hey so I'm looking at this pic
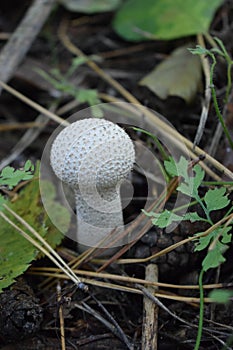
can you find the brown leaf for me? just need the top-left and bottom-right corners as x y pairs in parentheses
(139, 45), (202, 103)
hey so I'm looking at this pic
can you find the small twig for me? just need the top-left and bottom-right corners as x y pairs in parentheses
(207, 335), (232, 350)
(75, 302), (133, 350)
(0, 80), (69, 126)
(30, 269), (215, 304)
(57, 282), (66, 350)
(30, 266), (233, 291)
(58, 19), (140, 106)
(90, 293), (133, 350)
(0, 121), (46, 131)
(141, 264), (159, 350)
(0, 0), (56, 92)
(136, 283), (198, 329)
(0, 103), (57, 170)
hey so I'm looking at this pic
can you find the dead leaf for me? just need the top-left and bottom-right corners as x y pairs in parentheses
(139, 45), (202, 103)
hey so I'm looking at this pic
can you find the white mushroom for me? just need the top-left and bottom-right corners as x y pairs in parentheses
(50, 118), (135, 251)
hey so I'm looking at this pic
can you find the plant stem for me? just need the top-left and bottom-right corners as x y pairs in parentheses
(202, 181), (233, 185)
(196, 193), (213, 224)
(132, 127), (169, 161)
(209, 54), (233, 150)
(213, 37), (233, 103)
(194, 268), (205, 350)
(225, 60), (233, 103)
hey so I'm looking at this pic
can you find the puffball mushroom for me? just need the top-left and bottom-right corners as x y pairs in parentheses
(50, 118), (135, 251)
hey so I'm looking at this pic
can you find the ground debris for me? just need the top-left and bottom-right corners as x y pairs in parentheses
(0, 278), (43, 344)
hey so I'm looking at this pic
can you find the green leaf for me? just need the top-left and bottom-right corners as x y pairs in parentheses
(0, 163), (66, 292)
(24, 160), (34, 172)
(221, 226), (232, 244)
(164, 156), (189, 179)
(164, 156), (202, 197)
(192, 165), (205, 193)
(150, 209), (183, 228)
(188, 46), (210, 56)
(209, 289), (233, 303)
(177, 163), (204, 198)
(194, 232), (214, 252)
(177, 182), (194, 197)
(195, 226), (232, 252)
(183, 212), (206, 222)
(142, 209), (157, 217)
(71, 56), (89, 67)
(0, 236), (38, 291)
(204, 187), (230, 212)
(59, 0), (121, 13)
(0, 162), (34, 190)
(76, 89), (100, 105)
(202, 241), (227, 271)
(164, 157), (205, 197)
(139, 45), (202, 103)
(164, 156), (179, 177)
(113, 0), (224, 41)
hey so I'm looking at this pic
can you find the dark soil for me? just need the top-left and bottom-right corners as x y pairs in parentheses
(0, 1), (233, 349)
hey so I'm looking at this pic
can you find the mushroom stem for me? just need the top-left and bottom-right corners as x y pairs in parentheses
(74, 186), (125, 250)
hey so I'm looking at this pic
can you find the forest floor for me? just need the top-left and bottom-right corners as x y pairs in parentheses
(0, 1), (233, 349)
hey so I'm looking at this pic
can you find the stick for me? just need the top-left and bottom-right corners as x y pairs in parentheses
(0, 0), (56, 92)
(57, 282), (66, 350)
(142, 264), (159, 350)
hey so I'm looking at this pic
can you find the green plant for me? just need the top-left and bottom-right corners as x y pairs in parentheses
(144, 156), (232, 349)
(189, 37), (233, 150)
(0, 160), (34, 208)
(0, 160), (34, 189)
(209, 289), (233, 303)
(37, 56), (103, 117)
(145, 156), (232, 267)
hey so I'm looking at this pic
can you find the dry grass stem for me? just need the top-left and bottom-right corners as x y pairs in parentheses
(0, 80), (69, 126)
(57, 282), (66, 350)
(30, 266), (231, 290)
(29, 269), (214, 304)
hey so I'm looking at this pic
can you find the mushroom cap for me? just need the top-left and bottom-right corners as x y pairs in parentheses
(50, 118), (135, 189)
